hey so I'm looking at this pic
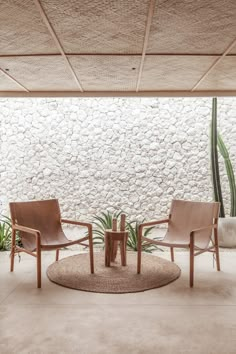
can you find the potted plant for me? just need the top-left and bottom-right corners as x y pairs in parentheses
(210, 97), (236, 247)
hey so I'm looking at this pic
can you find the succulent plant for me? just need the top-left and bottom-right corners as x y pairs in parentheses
(217, 132), (236, 217)
(210, 97), (225, 217)
(210, 97), (236, 217)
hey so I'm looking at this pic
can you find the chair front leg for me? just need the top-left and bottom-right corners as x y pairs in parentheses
(36, 236), (42, 288)
(170, 247), (174, 262)
(88, 226), (94, 274)
(137, 225), (142, 274)
(105, 233), (110, 267)
(55, 249), (60, 261)
(189, 233), (194, 288)
(214, 227), (220, 271)
(10, 229), (16, 272)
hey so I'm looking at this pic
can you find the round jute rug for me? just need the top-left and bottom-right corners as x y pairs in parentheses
(47, 252), (181, 293)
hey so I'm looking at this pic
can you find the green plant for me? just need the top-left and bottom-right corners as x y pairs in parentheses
(92, 210), (123, 246)
(210, 97), (236, 217)
(210, 97), (225, 217)
(126, 220), (161, 253)
(217, 132), (236, 216)
(92, 211), (162, 253)
(0, 215), (12, 251)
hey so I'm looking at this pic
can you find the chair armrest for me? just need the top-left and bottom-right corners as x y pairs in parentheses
(13, 224), (41, 238)
(190, 224), (216, 238)
(139, 218), (169, 230)
(61, 219), (92, 230)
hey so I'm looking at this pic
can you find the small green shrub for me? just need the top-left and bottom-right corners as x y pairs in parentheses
(92, 211), (162, 253)
(0, 215), (12, 251)
(126, 220), (160, 253)
(92, 210), (123, 246)
(0, 215), (22, 251)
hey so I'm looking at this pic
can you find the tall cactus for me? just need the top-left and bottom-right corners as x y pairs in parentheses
(217, 133), (236, 217)
(210, 97), (225, 217)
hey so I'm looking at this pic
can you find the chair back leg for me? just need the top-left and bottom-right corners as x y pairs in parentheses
(10, 229), (16, 272)
(137, 230), (142, 274)
(189, 238), (194, 288)
(36, 239), (42, 288)
(214, 228), (221, 271)
(89, 229), (94, 274)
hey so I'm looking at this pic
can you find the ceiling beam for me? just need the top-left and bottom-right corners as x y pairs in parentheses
(0, 69), (29, 92)
(135, 0), (156, 92)
(191, 37), (236, 91)
(2, 53), (236, 58)
(1, 90), (236, 98)
(33, 0), (83, 92)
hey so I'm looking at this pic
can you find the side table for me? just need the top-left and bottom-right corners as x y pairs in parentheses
(105, 214), (128, 267)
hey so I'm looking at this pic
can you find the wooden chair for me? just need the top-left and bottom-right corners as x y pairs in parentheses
(9, 199), (94, 288)
(137, 199), (220, 287)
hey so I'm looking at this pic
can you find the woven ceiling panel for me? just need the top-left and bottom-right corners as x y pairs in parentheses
(140, 56), (216, 91)
(197, 57), (236, 91)
(0, 57), (78, 91)
(69, 56), (140, 91)
(0, 0), (58, 55)
(148, 0), (236, 54)
(229, 47), (236, 55)
(0, 71), (24, 91)
(41, 0), (149, 53)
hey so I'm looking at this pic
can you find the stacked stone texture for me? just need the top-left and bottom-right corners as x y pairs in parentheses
(0, 97), (236, 221)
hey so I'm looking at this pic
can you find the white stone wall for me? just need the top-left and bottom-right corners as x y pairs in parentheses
(1, 97), (236, 221)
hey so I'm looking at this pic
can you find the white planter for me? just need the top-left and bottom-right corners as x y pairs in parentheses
(218, 217), (236, 248)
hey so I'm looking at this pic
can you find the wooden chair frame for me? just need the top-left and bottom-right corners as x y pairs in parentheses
(10, 218), (94, 288)
(137, 216), (220, 287)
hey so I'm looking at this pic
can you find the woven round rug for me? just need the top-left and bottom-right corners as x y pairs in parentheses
(47, 252), (181, 293)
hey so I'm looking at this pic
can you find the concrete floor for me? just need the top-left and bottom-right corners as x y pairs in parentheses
(0, 249), (236, 354)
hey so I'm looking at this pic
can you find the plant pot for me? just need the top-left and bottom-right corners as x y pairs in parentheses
(218, 217), (236, 248)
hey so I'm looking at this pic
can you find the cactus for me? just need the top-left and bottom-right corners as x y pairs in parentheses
(217, 132), (236, 217)
(210, 97), (225, 217)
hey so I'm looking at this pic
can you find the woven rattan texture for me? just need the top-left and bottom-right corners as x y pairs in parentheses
(41, 0), (149, 54)
(0, 0), (236, 93)
(69, 55), (140, 91)
(0, 0), (58, 55)
(0, 56), (78, 91)
(0, 71), (23, 91)
(147, 0), (236, 54)
(47, 252), (181, 293)
(140, 56), (216, 91)
(197, 57), (236, 91)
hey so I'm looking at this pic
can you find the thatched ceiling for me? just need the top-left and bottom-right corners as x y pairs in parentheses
(0, 0), (236, 97)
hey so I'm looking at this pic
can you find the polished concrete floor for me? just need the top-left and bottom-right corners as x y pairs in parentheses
(0, 249), (236, 354)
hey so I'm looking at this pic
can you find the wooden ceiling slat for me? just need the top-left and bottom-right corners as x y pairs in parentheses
(1, 91), (236, 98)
(136, 0), (156, 92)
(2, 53), (236, 58)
